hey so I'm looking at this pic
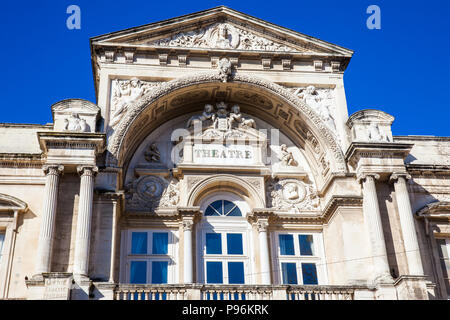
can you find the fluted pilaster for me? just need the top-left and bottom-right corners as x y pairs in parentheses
(359, 173), (393, 283)
(73, 166), (98, 277)
(35, 165), (64, 274)
(390, 173), (424, 276)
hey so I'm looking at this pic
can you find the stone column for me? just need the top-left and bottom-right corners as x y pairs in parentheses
(35, 165), (64, 275)
(257, 219), (271, 285)
(73, 166), (98, 277)
(182, 218), (194, 284)
(359, 173), (393, 283)
(390, 173), (424, 276)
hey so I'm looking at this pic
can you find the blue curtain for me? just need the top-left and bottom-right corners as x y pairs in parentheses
(227, 234), (243, 255)
(206, 233), (222, 254)
(130, 261), (147, 284)
(152, 233), (168, 254)
(299, 235), (314, 256)
(152, 261), (168, 284)
(302, 263), (318, 285)
(228, 262), (245, 284)
(206, 261), (223, 284)
(131, 232), (147, 254)
(279, 235), (295, 255)
(281, 263), (298, 284)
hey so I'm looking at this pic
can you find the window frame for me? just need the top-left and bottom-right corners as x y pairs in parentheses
(197, 192), (254, 285)
(122, 229), (178, 284)
(436, 237), (450, 297)
(272, 231), (327, 285)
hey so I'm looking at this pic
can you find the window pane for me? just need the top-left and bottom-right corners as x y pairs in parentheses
(302, 263), (318, 285)
(131, 232), (147, 254)
(281, 263), (298, 284)
(206, 233), (222, 254)
(152, 261), (168, 284)
(299, 235), (314, 256)
(130, 261), (147, 284)
(205, 206), (219, 216)
(228, 262), (245, 284)
(211, 201), (223, 215)
(223, 200), (235, 215)
(227, 206), (242, 216)
(279, 235), (295, 255)
(206, 261), (223, 284)
(152, 233), (168, 254)
(227, 234), (243, 255)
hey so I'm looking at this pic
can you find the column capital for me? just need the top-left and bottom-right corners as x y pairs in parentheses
(43, 165), (64, 176)
(256, 219), (269, 232)
(357, 172), (380, 184)
(77, 165), (99, 177)
(389, 172), (412, 184)
(181, 219), (194, 231)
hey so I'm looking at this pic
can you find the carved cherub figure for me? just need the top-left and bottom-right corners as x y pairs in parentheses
(144, 143), (161, 163)
(229, 105), (256, 129)
(218, 58), (232, 82)
(279, 144), (298, 167)
(187, 104), (216, 128)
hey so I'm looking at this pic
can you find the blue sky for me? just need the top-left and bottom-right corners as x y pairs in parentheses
(0, 0), (449, 136)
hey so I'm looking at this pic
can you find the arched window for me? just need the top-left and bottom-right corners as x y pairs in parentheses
(197, 194), (253, 286)
(204, 200), (242, 217)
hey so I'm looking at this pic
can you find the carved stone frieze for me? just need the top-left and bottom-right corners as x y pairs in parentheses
(286, 86), (338, 139)
(110, 78), (163, 127)
(148, 22), (297, 52)
(266, 178), (320, 213)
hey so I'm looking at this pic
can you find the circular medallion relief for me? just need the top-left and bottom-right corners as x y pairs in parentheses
(136, 176), (165, 200)
(280, 180), (306, 203)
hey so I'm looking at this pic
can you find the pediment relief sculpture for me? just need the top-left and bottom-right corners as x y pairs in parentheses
(110, 78), (162, 127)
(63, 113), (89, 132)
(266, 178), (320, 213)
(125, 175), (180, 211)
(148, 22), (298, 52)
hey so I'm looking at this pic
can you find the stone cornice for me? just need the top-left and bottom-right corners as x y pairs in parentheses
(0, 193), (28, 213)
(406, 164), (450, 175)
(321, 196), (363, 223)
(345, 142), (413, 168)
(0, 153), (44, 168)
(37, 132), (106, 154)
(416, 201), (450, 220)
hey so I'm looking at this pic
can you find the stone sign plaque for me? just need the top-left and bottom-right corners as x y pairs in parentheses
(193, 144), (254, 166)
(43, 276), (72, 300)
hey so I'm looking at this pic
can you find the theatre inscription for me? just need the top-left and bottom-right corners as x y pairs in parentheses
(193, 144), (254, 165)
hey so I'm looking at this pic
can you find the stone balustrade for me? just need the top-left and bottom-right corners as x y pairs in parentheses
(113, 284), (369, 300)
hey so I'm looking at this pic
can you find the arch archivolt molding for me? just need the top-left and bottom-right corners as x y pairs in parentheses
(107, 72), (347, 174)
(186, 174), (265, 210)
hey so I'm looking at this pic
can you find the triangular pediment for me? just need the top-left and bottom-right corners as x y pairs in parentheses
(91, 6), (353, 57)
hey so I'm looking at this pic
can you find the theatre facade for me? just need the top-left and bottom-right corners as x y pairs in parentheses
(0, 6), (449, 300)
